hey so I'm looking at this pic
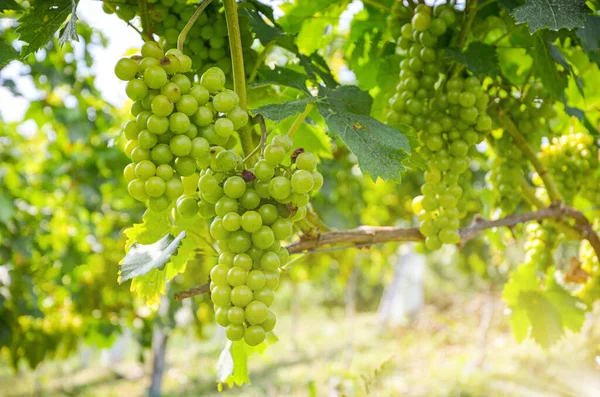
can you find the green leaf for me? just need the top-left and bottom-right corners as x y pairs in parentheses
(130, 268), (166, 310)
(0, 0), (20, 12)
(445, 42), (499, 78)
(318, 85), (373, 116)
(119, 231), (186, 284)
(544, 276), (585, 333)
(217, 340), (250, 389)
(530, 32), (568, 98)
(509, 306), (530, 342)
(298, 53), (337, 88)
(16, 0), (73, 57)
(252, 66), (310, 95)
(238, 7), (285, 46)
(576, 15), (600, 62)
(58, 0), (78, 47)
(519, 291), (563, 348)
(320, 112), (410, 181)
(123, 209), (171, 250)
(503, 261), (538, 306)
(512, 0), (587, 33)
(549, 44), (583, 97)
(253, 97), (317, 122)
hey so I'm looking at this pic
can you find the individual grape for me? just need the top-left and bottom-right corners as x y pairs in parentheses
(141, 41), (164, 60)
(231, 285), (253, 307)
(223, 176), (246, 198)
(268, 177), (291, 201)
(264, 144), (286, 166)
(144, 65), (168, 89)
(115, 57), (138, 81)
(241, 211), (262, 233)
(244, 325), (265, 346)
(252, 226), (274, 250)
(177, 196), (198, 218)
(244, 301), (268, 325)
(165, 178), (184, 200)
(295, 152), (317, 171)
(135, 160), (156, 180)
(226, 324), (245, 341)
(126, 79), (148, 100)
(151, 95), (174, 117)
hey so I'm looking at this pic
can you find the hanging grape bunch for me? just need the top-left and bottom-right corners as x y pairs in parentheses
(206, 140), (323, 346)
(536, 133), (599, 203)
(116, 41), (323, 346)
(387, 3), (492, 250)
(116, 41), (249, 212)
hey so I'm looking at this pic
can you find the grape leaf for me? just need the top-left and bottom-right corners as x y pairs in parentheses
(252, 66), (310, 95)
(217, 340), (250, 389)
(549, 44), (584, 97)
(298, 53), (337, 88)
(504, 264), (585, 348)
(124, 209), (172, 250)
(318, 85), (373, 116)
(119, 231), (186, 284)
(320, 112), (410, 181)
(130, 268), (167, 310)
(445, 42), (499, 78)
(238, 7), (285, 46)
(16, 0), (73, 57)
(58, 0), (78, 47)
(530, 32), (567, 98)
(576, 15), (600, 62)
(253, 97), (317, 122)
(512, 0), (588, 33)
(0, 0), (20, 12)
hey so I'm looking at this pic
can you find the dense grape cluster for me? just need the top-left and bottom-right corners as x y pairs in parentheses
(116, 41), (249, 212)
(108, 0), (255, 77)
(486, 132), (527, 216)
(206, 140), (323, 346)
(536, 133), (599, 203)
(386, 4), (492, 250)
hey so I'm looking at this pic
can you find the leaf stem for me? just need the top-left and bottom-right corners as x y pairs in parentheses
(457, 0), (478, 50)
(177, 0), (212, 53)
(248, 40), (275, 84)
(223, 0), (253, 157)
(287, 103), (314, 138)
(496, 109), (563, 203)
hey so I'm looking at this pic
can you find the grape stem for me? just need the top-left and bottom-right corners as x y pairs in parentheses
(177, 0), (213, 53)
(174, 202), (600, 301)
(137, 0), (153, 41)
(495, 108), (563, 203)
(287, 103), (314, 138)
(223, 0), (254, 158)
(243, 115), (268, 165)
(102, 0), (145, 39)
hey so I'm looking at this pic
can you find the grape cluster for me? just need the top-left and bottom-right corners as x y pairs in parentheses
(486, 132), (526, 216)
(536, 133), (598, 203)
(116, 41), (249, 212)
(412, 74), (492, 250)
(386, 4), (455, 130)
(206, 140), (323, 346)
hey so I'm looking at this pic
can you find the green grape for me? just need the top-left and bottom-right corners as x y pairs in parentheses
(261, 311), (276, 332)
(215, 196), (239, 217)
(177, 196), (198, 218)
(260, 251), (280, 271)
(233, 253), (253, 271)
(165, 178), (184, 199)
(135, 159), (156, 180)
(271, 218), (293, 240)
(144, 65), (168, 89)
(222, 212), (241, 232)
(244, 301), (268, 325)
(128, 179), (148, 201)
(223, 176), (246, 198)
(295, 152), (317, 171)
(126, 79), (148, 100)
(264, 144), (286, 166)
(244, 325), (265, 346)
(174, 156), (197, 176)
(149, 195), (170, 212)
(240, 189), (260, 209)
(115, 57), (138, 81)
(254, 160), (275, 181)
(211, 285), (231, 306)
(268, 176), (291, 201)
(241, 211), (263, 233)
(291, 170), (314, 194)
(228, 231), (252, 253)
(170, 135), (192, 156)
(253, 288), (274, 307)
(230, 285), (253, 307)
(252, 226), (275, 250)
(227, 266), (248, 287)
(226, 324), (245, 341)
(228, 306), (245, 324)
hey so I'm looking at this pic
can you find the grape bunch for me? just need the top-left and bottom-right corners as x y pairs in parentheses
(206, 139), (323, 346)
(536, 133), (598, 203)
(486, 132), (527, 217)
(412, 74), (492, 250)
(115, 41), (249, 212)
(386, 3), (456, 130)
